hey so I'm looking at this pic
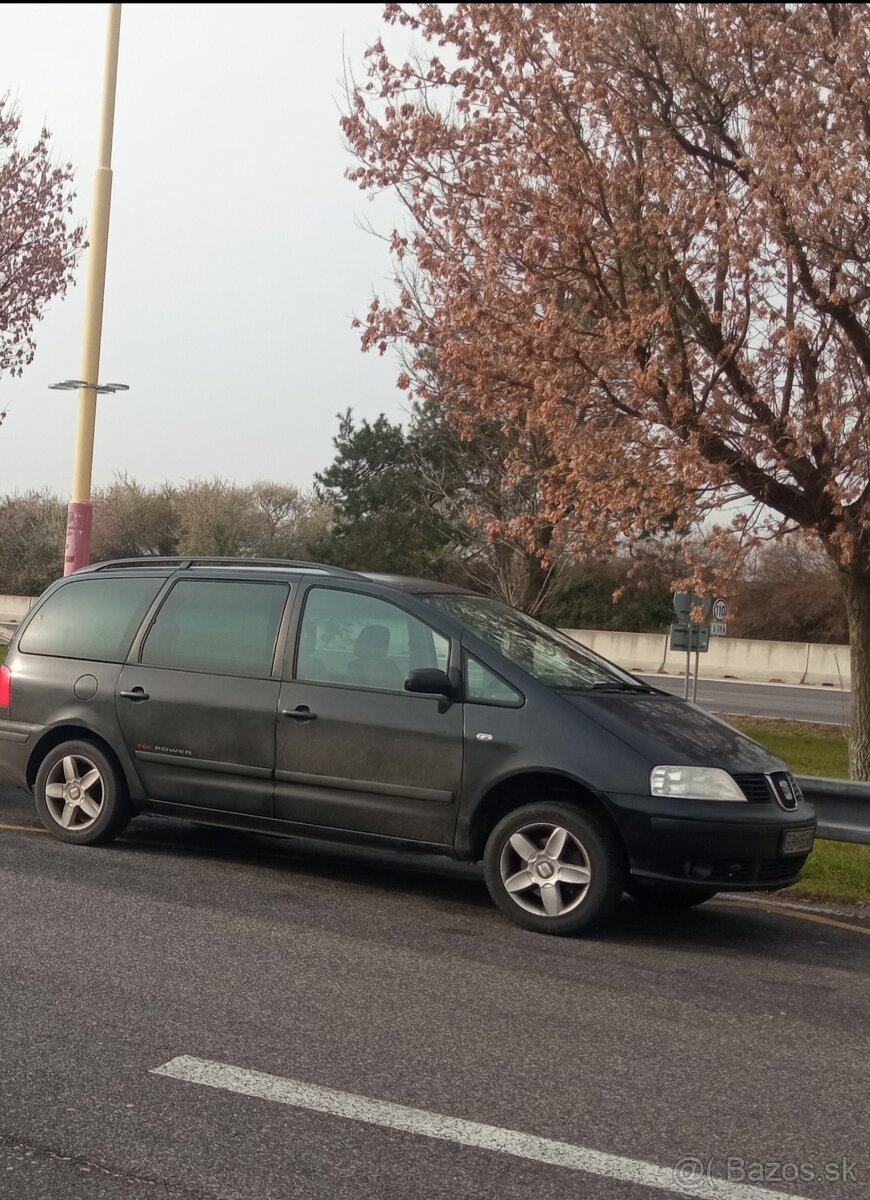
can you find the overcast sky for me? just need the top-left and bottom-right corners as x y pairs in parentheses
(0, 2), (409, 497)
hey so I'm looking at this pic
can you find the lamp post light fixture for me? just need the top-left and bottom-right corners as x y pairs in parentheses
(50, 380), (129, 395)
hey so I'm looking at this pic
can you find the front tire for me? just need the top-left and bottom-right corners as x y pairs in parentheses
(34, 739), (133, 845)
(483, 802), (625, 935)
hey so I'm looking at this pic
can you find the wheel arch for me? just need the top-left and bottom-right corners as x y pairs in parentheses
(466, 769), (625, 862)
(26, 724), (129, 791)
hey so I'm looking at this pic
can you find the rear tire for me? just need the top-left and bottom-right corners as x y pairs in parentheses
(626, 880), (718, 910)
(483, 802), (625, 935)
(34, 739), (133, 846)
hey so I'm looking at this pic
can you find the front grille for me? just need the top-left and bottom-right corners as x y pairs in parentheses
(732, 772), (803, 809)
(757, 856), (807, 883)
(710, 860), (753, 883)
(683, 860), (754, 883)
(732, 773), (772, 803)
(676, 858), (807, 886)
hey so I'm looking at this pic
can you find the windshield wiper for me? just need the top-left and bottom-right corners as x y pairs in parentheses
(588, 682), (659, 693)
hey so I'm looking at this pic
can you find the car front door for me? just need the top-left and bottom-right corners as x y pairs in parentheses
(116, 576), (290, 817)
(274, 583), (462, 845)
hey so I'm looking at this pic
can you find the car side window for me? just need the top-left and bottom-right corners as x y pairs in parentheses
(140, 580), (288, 678)
(18, 576), (163, 664)
(296, 587), (450, 692)
(465, 655), (524, 705)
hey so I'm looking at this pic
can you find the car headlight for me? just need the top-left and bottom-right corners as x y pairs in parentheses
(650, 766), (747, 801)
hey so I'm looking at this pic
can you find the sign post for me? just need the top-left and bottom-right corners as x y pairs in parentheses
(671, 591), (714, 702)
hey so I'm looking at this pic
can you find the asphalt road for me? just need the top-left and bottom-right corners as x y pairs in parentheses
(637, 675), (852, 724)
(2, 784), (869, 1200)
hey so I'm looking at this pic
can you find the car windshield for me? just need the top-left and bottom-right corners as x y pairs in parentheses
(426, 593), (648, 691)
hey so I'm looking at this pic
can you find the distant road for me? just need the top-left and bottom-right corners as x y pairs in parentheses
(637, 673), (851, 724)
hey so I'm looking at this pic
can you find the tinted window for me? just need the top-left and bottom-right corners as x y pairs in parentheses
(466, 656), (523, 705)
(141, 580), (288, 677)
(427, 593), (638, 690)
(19, 576), (162, 663)
(297, 587), (449, 692)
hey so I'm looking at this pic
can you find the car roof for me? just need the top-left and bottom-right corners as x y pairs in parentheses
(360, 573), (475, 596)
(79, 557), (477, 597)
(81, 556), (362, 579)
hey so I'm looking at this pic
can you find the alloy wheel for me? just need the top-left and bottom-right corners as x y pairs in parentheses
(44, 754), (105, 832)
(498, 821), (592, 917)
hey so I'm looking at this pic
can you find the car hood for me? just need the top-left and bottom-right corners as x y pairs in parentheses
(561, 690), (787, 773)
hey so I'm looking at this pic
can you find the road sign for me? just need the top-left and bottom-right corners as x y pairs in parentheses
(712, 598), (727, 622)
(673, 591), (714, 623)
(711, 621), (727, 637)
(670, 623), (710, 653)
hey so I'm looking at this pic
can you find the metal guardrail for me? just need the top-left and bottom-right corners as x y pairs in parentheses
(797, 776), (870, 846)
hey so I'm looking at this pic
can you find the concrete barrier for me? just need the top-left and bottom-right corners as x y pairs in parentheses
(563, 628), (851, 688)
(804, 642), (851, 688)
(0, 595), (35, 624)
(562, 629), (668, 674)
(664, 636), (812, 685)
(0, 596), (35, 645)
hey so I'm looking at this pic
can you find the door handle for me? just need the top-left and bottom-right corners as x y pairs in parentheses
(120, 688), (150, 702)
(281, 705), (317, 721)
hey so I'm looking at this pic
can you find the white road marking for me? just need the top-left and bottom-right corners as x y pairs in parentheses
(151, 1055), (811, 1200)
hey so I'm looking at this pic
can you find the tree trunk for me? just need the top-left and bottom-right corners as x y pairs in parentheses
(522, 523), (555, 614)
(838, 566), (870, 779)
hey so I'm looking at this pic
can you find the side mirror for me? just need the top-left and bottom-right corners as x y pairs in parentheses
(404, 667), (455, 698)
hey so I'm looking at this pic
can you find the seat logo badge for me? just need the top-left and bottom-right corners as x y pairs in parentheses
(476, 733), (493, 742)
(769, 773), (799, 811)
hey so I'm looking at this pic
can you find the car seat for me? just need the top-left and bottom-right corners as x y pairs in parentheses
(345, 624), (403, 690)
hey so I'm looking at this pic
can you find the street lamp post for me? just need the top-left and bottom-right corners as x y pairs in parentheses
(63, 2), (123, 575)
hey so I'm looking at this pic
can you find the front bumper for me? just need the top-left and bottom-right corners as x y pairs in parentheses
(606, 791), (817, 891)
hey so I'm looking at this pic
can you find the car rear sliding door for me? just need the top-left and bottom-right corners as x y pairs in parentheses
(116, 578), (289, 816)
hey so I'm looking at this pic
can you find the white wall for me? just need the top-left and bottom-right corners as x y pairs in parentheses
(562, 629), (852, 688)
(0, 596), (35, 623)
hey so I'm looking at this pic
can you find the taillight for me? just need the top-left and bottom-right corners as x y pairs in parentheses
(0, 664), (10, 708)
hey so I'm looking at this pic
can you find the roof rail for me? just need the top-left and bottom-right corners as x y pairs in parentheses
(83, 556), (365, 579)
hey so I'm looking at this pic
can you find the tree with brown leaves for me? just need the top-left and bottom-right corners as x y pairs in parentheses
(344, 3), (870, 776)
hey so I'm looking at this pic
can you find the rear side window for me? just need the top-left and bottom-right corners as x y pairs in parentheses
(19, 577), (162, 663)
(140, 579), (288, 678)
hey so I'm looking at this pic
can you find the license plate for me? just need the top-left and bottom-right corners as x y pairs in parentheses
(781, 828), (815, 856)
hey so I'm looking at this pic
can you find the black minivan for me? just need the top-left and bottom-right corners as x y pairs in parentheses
(0, 557), (816, 934)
